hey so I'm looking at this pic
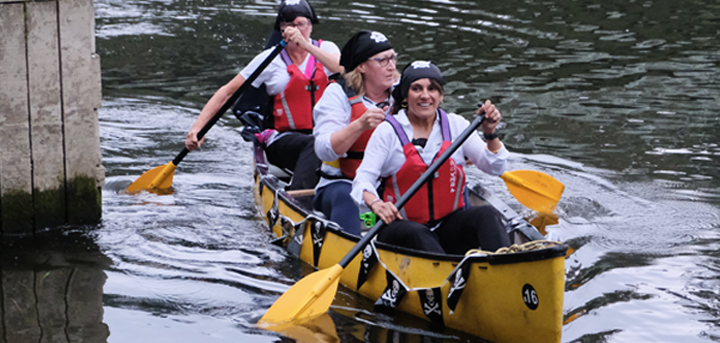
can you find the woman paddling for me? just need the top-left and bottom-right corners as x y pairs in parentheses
(185, 0), (342, 190)
(312, 31), (400, 236)
(351, 61), (511, 254)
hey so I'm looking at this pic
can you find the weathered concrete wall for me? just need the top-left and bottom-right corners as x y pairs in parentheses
(0, 0), (104, 236)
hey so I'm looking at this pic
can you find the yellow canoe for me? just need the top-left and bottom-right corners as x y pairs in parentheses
(253, 143), (567, 343)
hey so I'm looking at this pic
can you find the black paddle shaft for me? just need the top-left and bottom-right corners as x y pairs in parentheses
(338, 113), (486, 267)
(172, 41), (288, 166)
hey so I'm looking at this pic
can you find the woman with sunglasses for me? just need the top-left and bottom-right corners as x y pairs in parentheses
(311, 31), (400, 235)
(351, 61), (511, 254)
(185, 0), (342, 190)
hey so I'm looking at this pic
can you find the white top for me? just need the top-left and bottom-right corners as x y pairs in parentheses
(239, 39), (340, 96)
(351, 109), (510, 212)
(312, 82), (393, 190)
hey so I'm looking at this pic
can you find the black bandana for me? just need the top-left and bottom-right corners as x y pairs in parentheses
(274, 0), (319, 31)
(392, 61), (444, 103)
(340, 31), (393, 72)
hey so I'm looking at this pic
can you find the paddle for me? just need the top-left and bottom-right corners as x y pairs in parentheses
(258, 114), (487, 326)
(500, 170), (564, 212)
(126, 41), (288, 193)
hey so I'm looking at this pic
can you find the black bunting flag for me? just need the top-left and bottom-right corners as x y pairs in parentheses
(310, 220), (326, 267)
(357, 243), (378, 289)
(287, 220), (304, 257)
(374, 270), (407, 309)
(419, 287), (444, 324)
(446, 260), (472, 313)
(266, 207), (279, 231)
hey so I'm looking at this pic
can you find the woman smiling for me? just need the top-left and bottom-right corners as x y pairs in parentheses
(351, 61), (511, 254)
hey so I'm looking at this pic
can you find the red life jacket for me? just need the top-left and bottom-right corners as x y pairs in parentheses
(338, 93), (374, 179)
(382, 109), (466, 224)
(272, 40), (329, 132)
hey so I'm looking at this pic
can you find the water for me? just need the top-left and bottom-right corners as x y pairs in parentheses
(4, 0), (720, 342)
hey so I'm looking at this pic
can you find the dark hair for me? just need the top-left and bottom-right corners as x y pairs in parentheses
(391, 78), (444, 114)
(391, 61), (444, 111)
(273, 0), (319, 31)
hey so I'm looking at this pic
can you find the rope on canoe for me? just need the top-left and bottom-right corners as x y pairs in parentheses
(465, 240), (564, 256)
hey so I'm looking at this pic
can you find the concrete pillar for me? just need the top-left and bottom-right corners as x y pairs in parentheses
(0, 0), (104, 237)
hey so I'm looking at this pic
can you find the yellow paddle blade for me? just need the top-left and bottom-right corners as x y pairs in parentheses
(500, 170), (564, 213)
(529, 212), (560, 236)
(126, 162), (176, 193)
(259, 264), (343, 326)
(259, 312), (340, 343)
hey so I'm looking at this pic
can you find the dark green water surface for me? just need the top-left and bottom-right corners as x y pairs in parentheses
(4, 0), (719, 342)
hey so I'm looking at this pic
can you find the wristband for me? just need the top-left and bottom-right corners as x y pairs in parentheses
(368, 198), (382, 209)
(483, 131), (498, 141)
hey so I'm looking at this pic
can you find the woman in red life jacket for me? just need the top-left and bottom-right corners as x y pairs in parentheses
(351, 61), (511, 254)
(312, 31), (400, 235)
(185, 0), (342, 190)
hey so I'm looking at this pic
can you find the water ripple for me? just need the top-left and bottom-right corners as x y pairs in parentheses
(91, 0), (720, 342)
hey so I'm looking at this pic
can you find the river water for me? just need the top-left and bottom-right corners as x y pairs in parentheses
(8, 0), (720, 342)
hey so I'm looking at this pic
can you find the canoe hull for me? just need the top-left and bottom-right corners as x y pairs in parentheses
(253, 144), (566, 342)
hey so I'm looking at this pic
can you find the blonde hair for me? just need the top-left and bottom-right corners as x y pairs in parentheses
(342, 68), (401, 97)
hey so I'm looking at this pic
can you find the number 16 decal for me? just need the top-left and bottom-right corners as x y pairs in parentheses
(522, 284), (539, 310)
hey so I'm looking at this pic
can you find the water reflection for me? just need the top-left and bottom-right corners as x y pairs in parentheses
(262, 313), (340, 343)
(0, 232), (111, 343)
(93, 0), (720, 342)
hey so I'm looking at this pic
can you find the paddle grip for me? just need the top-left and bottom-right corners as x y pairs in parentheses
(338, 112), (485, 268)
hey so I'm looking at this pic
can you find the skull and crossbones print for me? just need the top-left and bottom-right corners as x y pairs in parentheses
(381, 279), (401, 307)
(423, 289), (441, 316)
(448, 268), (466, 297)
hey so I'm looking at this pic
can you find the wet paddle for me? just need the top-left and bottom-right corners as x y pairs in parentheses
(500, 170), (564, 212)
(258, 114), (487, 326)
(127, 41), (288, 193)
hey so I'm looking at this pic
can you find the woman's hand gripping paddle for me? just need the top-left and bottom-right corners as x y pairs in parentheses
(257, 114), (487, 327)
(126, 41), (288, 193)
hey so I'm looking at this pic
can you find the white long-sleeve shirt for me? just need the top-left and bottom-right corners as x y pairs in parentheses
(312, 82), (392, 190)
(351, 109), (509, 212)
(239, 39), (340, 96)
(240, 39), (340, 146)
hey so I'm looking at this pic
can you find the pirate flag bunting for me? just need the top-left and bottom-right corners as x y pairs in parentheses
(446, 259), (472, 313)
(266, 201), (279, 230)
(287, 219), (304, 257)
(419, 287), (444, 324)
(357, 243), (379, 289)
(270, 215), (294, 247)
(311, 220), (327, 267)
(374, 270), (408, 309)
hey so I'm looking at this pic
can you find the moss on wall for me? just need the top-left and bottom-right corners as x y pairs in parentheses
(32, 181), (66, 230)
(65, 176), (101, 226)
(1, 190), (34, 236)
(1, 176), (101, 236)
